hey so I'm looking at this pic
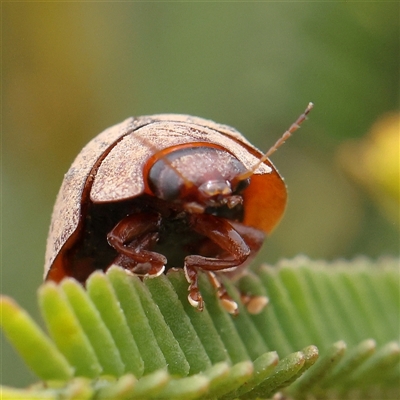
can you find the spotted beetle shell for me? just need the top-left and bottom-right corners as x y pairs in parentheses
(44, 114), (287, 281)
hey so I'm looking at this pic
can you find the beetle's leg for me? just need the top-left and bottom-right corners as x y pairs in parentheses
(186, 213), (251, 270)
(206, 271), (239, 315)
(206, 220), (268, 314)
(184, 214), (251, 313)
(240, 293), (269, 315)
(112, 232), (165, 277)
(184, 264), (204, 311)
(229, 221), (265, 262)
(210, 221), (268, 314)
(184, 261), (238, 314)
(107, 213), (167, 277)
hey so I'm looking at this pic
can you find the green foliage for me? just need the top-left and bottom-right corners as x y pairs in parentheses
(1, 258), (399, 399)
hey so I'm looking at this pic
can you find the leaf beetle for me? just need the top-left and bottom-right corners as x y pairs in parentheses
(45, 104), (313, 314)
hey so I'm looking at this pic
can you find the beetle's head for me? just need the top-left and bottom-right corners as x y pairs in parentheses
(147, 144), (250, 213)
(147, 102), (314, 214)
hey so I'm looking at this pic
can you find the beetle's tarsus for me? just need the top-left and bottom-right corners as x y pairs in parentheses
(188, 291), (204, 311)
(147, 264), (165, 278)
(220, 297), (239, 315)
(207, 271), (238, 315)
(240, 293), (269, 314)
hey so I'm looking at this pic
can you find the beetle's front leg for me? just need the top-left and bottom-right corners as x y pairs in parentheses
(184, 214), (251, 314)
(187, 213), (251, 270)
(184, 264), (204, 311)
(107, 212), (167, 277)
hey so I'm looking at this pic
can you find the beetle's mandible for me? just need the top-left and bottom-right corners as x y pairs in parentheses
(45, 104), (313, 314)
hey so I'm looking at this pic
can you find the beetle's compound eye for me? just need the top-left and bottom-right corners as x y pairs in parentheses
(148, 157), (182, 201)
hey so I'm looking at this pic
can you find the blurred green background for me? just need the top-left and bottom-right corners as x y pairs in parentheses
(2, 2), (399, 387)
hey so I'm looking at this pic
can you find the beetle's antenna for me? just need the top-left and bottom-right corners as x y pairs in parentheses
(235, 102), (314, 181)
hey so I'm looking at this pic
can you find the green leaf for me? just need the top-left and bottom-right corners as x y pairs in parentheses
(86, 271), (144, 377)
(0, 296), (72, 381)
(1, 257), (399, 399)
(168, 270), (232, 365)
(144, 273), (212, 374)
(106, 266), (168, 374)
(221, 351), (278, 399)
(38, 282), (102, 377)
(245, 350), (306, 399)
(60, 278), (125, 376)
(290, 340), (347, 395)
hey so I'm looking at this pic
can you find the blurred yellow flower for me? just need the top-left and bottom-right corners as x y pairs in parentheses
(338, 113), (400, 225)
